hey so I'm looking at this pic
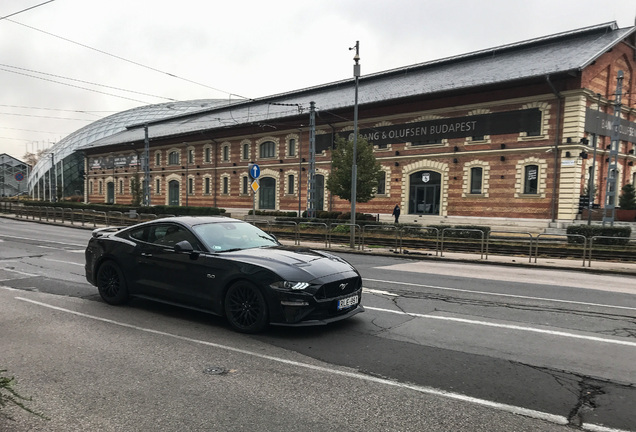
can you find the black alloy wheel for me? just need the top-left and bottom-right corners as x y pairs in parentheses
(224, 281), (268, 333)
(96, 261), (129, 305)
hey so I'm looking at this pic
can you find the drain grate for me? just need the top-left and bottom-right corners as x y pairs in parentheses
(203, 366), (227, 375)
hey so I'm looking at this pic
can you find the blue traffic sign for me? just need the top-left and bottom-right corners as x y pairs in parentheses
(249, 163), (260, 179)
(15, 172), (24, 181)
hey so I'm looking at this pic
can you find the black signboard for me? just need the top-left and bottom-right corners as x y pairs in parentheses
(90, 155), (139, 170)
(317, 108), (541, 150)
(585, 108), (636, 143)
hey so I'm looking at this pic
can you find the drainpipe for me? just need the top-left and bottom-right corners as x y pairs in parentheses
(546, 75), (563, 223)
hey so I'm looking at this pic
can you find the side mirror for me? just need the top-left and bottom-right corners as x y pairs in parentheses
(174, 240), (200, 260)
(174, 240), (194, 253)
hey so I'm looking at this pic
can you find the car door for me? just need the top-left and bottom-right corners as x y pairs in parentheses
(131, 223), (223, 309)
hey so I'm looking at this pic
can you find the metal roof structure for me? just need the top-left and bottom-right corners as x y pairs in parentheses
(27, 100), (225, 195)
(84, 22), (635, 150)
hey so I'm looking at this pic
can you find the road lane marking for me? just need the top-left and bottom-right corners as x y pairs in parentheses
(364, 278), (636, 313)
(0, 268), (39, 277)
(43, 258), (84, 267)
(14, 296), (571, 428)
(363, 288), (399, 297)
(364, 306), (636, 348)
(0, 234), (85, 248)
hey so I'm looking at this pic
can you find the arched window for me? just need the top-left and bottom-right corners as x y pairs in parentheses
(260, 141), (276, 158)
(168, 151), (179, 165)
(222, 145), (229, 162)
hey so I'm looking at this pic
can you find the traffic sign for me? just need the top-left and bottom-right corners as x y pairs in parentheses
(251, 180), (259, 193)
(248, 163), (260, 179)
(15, 172), (24, 182)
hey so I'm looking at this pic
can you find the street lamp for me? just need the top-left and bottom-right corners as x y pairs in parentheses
(349, 41), (360, 248)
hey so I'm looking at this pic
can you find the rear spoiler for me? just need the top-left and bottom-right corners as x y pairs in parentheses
(91, 226), (125, 238)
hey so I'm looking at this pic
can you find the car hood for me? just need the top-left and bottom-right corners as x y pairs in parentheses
(220, 246), (357, 282)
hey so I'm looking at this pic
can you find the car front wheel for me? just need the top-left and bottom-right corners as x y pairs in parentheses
(224, 281), (268, 333)
(96, 261), (129, 305)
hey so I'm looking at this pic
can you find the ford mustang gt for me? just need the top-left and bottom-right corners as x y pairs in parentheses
(85, 216), (363, 332)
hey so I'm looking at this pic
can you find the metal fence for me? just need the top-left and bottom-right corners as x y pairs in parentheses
(3, 203), (634, 267)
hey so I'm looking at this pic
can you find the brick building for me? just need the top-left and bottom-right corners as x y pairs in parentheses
(82, 22), (636, 224)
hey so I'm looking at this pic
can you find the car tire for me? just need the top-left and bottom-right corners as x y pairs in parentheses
(224, 281), (268, 333)
(96, 261), (129, 305)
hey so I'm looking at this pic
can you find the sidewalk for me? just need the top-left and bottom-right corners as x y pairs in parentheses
(2, 212), (635, 276)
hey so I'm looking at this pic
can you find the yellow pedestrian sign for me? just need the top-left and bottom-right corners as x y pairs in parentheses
(251, 180), (259, 193)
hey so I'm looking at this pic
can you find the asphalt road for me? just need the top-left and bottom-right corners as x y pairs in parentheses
(1, 217), (635, 431)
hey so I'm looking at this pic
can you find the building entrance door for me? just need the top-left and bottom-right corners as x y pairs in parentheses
(168, 180), (179, 206)
(409, 171), (441, 215)
(259, 177), (276, 209)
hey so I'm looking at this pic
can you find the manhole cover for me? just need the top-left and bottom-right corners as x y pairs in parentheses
(203, 367), (227, 375)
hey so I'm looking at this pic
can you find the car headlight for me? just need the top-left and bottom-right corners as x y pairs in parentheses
(270, 281), (310, 291)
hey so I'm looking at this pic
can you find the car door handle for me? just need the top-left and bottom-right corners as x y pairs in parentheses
(141, 252), (153, 257)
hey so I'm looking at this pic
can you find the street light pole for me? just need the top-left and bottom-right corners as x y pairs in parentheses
(349, 41), (360, 248)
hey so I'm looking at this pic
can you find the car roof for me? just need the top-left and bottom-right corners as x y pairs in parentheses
(147, 216), (243, 228)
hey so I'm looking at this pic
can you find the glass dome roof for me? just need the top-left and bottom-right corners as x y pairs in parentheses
(28, 99), (224, 194)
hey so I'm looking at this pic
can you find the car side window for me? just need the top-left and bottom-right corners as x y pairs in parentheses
(128, 227), (148, 242)
(149, 224), (199, 249)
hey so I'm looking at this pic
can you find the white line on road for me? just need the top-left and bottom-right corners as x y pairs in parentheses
(43, 258), (84, 266)
(0, 233), (85, 248)
(364, 306), (636, 348)
(0, 268), (39, 277)
(15, 296), (570, 428)
(364, 278), (636, 313)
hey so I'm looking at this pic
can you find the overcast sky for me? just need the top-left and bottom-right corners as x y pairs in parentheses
(1, 0), (635, 161)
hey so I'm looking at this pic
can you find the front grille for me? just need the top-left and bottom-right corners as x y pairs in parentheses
(315, 277), (361, 299)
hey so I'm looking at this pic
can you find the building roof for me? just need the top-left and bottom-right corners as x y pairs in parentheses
(83, 22), (635, 150)
(28, 100), (226, 188)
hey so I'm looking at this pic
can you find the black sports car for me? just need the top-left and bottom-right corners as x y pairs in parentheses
(85, 216), (363, 333)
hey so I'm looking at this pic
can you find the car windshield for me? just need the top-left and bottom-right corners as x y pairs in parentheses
(192, 221), (279, 252)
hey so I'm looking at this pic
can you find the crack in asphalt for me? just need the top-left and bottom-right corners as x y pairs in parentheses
(386, 290), (636, 338)
(516, 362), (635, 428)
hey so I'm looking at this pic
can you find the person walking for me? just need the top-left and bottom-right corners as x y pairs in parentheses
(392, 204), (400, 224)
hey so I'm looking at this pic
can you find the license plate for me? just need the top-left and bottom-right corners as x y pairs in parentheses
(337, 295), (359, 310)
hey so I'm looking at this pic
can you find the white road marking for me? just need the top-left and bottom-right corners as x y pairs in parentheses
(0, 234), (85, 248)
(364, 278), (636, 313)
(0, 268), (39, 277)
(43, 258), (84, 266)
(364, 306), (636, 348)
(15, 296), (570, 427)
(363, 288), (398, 297)
(374, 262), (636, 294)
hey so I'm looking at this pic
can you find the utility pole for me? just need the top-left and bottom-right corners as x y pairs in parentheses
(349, 41), (360, 248)
(587, 93), (602, 225)
(143, 124), (151, 206)
(307, 102), (316, 218)
(603, 71), (623, 226)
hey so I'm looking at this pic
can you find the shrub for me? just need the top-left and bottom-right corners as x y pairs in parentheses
(619, 184), (636, 210)
(567, 225), (631, 245)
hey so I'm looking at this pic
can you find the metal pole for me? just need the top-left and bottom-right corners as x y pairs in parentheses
(185, 144), (189, 207)
(587, 93), (602, 225)
(298, 129), (302, 217)
(349, 41), (360, 248)
(143, 124), (150, 206)
(307, 102), (316, 218)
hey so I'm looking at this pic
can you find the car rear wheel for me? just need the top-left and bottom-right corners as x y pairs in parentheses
(97, 261), (129, 305)
(224, 281), (268, 333)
